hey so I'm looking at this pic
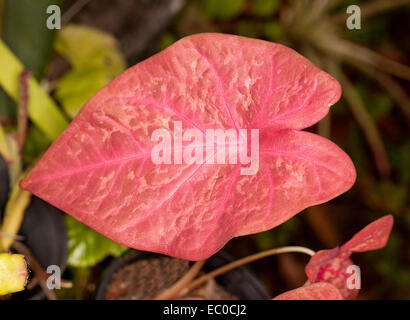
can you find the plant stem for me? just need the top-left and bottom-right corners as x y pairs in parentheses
(0, 40), (68, 140)
(154, 260), (206, 300)
(12, 241), (57, 300)
(318, 36), (410, 81)
(0, 177), (31, 251)
(17, 70), (31, 154)
(178, 246), (315, 299)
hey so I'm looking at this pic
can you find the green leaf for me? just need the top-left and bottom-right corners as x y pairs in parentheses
(56, 67), (110, 118)
(0, 89), (16, 121)
(22, 124), (51, 163)
(2, 0), (64, 80)
(250, 0), (279, 17)
(0, 0), (64, 129)
(264, 21), (283, 41)
(389, 141), (410, 183)
(235, 20), (261, 38)
(159, 32), (177, 51)
(4, 133), (21, 187)
(370, 94), (393, 119)
(368, 181), (407, 214)
(55, 24), (125, 77)
(54, 24), (126, 118)
(199, 0), (245, 20)
(0, 124), (10, 162)
(0, 40), (68, 140)
(356, 85), (393, 120)
(65, 216), (128, 268)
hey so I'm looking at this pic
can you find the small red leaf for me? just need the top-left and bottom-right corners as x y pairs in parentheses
(305, 215), (393, 299)
(273, 282), (343, 300)
(306, 253), (357, 299)
(305, 247), (340, 282)
(341, 215), (394, 253)
(20, 33), (355, 260)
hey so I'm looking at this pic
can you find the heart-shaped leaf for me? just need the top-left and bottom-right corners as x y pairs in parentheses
(20, 33), (356, 260)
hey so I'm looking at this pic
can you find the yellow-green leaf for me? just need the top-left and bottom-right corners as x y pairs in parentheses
(0, 253), (28, 295)
(200, 0), (245, 20)
(4, 134), (21, 187)
(65, 216), (127, 268)
(55, 24), (125, 77)
(56, 67), (111, 119)
(54, 24), (126, 118)
(22, 124), (51, 163)
(251, 0), (279, 17)
(0, 178), (31, 252)
(0, 124), (10, 163)
(0, 39), (68, 140)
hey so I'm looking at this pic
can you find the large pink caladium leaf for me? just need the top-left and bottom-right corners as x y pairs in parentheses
(273, 282), (343, 300)
(305, 215), (393, 299)
(20, 33), (356, 260)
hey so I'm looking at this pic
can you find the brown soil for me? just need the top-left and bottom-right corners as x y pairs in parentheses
(104, 256), (238, 300)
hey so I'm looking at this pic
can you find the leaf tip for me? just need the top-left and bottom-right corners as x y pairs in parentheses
(328, 76), (342, 107)
(19, 177), (31, 192)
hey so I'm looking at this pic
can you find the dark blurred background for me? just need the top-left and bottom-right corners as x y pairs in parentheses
(0, 0), (409, 299)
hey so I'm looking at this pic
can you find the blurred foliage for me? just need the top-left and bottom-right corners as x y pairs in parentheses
(2, 0), (63, 79)
(22, 125), (50, 163)
(0, 0), (63, 124)
(54, 24), (125, 74)
(250, 0), (279, 17)
(0, 40), (68, 140)
(0, 125), (9, 163)
(0, 0), (409, 299)
(254, 218), (300, 250)
(55, 24), (126, 118)
(65, 216), (127, 268)
(199, 0), (246, 20)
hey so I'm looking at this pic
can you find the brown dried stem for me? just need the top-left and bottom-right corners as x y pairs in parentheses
(330, 62), (391, 177)
(12, 241), (57, 300)
(177, 246), (315, 299)
(17, 70), (31, 154)
(153, 260), (206, 300)
(318, 36), (410, 81)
